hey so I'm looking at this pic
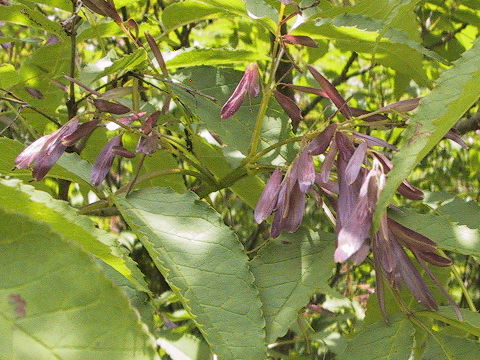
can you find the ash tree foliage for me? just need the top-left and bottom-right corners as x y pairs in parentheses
(2, 0), (480, 359)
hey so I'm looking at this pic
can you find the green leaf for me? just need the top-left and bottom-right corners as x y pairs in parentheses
(242, 0), (278, 22)
(32, 0), (71, 11)
(294, 19), (431, 86)
(310, 0), (420, 39)
(161, 1), (224, 32)
(98, 262), (155, 330)
(192, 135), (264, 208)
(157, 332), (211, 360)
(339, 313), (415, 360)
(114, 188), (267, 360)
(94, 48), (147, 81)
(136, 151), (187, 193)
(416, 306), (480, 338)
(0, 4), (67, 39)
(389, 208), (480, 257)
(0, 179), (148, 293)
(77, 22), (122, 42)
(328, 14), (446, 64)
(161, 0), (276, 34)
(184, 0), (276, 32)
(423, 333), (480, 360)
(15, 42), (70, 114)
(0, 64), (18, 89)
(172, 66), (296, 163)
(250, 227), (336, 343)
(166, 48), (268, 69)
(0, 138), (97, 193)
(0, 209), (158, 360)
(374, 35), (480, 230)
(435, 197), (480, 229)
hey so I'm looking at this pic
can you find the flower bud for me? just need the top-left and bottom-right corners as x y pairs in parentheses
(62, 119), (100, 146)
(25, 87), (43, 99)
(445, 131), (468, 149)
(282, 35), (318, 48)
(91, 135), (122, 186)
(116, 112), (147, 126)
(295, 150), (315, 193)
(220, 63), (260, 119)
(254, 168), (283, 223)
(93, 99), (131, 115)
(345, 141), (367, 185)
(307, 123), (336, 155)
(273, 90), (303, 127)
(145, 32), (168, 74)
(378, 98), (421, 113)
(82, 0), (122, 23)
(15, 118), (78, 180)
(308, 65), (352, 119)
(112, 145), (136, 158)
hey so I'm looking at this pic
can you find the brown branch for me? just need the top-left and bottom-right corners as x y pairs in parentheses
(455, 110), (480, 135)
(426, 23), (468, 50)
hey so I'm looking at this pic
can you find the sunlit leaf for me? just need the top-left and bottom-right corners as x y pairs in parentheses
(166, 48), (268, 69)
(115, 188), (267, 360)
(374, 36), (480, 230)
(250, 227), (336, 342)
(0, 179), (148, 292)
(0, 209), (158, 360)
(338, 313), (414, 360)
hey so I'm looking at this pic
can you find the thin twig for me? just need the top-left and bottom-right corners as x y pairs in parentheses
(137, 73), (217, 102)
(426, 23), (468, 50)
(0, 89), (62, 127)
(125, 153), (146, 196)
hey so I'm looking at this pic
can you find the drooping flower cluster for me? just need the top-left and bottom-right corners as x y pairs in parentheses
(14, 32), (171, 188)
(15, 108), (160, 186)
(252, 64), (463, 316)
(15, 118), (86, 180)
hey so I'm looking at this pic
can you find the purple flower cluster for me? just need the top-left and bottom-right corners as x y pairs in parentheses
(15, 109), (159, 186)
(252, 64), (461, 316)
(15, 118), (89, 180)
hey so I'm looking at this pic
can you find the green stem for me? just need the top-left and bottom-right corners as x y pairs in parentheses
(125, 153), (146, 196)
(247, 94), (271, 158)
(246, 3), (286, 159)
(78, 199), (111, 215)
(160, 135), (217, 183)
(116, 168), (210, 194)
(132, 77), (140, 113)
(439, 249), (477, 312)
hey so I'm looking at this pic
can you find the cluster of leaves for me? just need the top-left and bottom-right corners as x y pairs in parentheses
(1, 0), (480, 359)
